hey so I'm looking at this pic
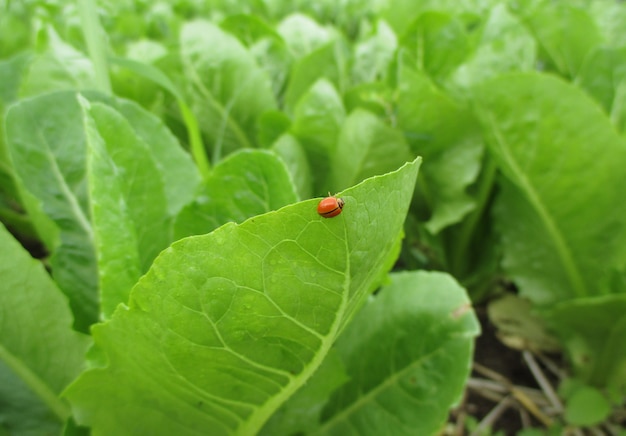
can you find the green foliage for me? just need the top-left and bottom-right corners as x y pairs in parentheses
(0, 223), (90, 435)
(1, 0), (625, 434)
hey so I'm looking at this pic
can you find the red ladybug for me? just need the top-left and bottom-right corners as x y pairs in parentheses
(317, 195), (344, 218)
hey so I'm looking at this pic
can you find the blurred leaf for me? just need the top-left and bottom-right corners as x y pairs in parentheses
(521, 3), (603, 77)
(83, 99), (172, 317)
(450, 3), (536, 91)
(577, 46), (626, 133)
(562, 383), (611, 426)
(283, 39), (349, 112)
(5, 92), (98, 331)
(105, 97), (201, 216)
(396, 64), (483, 233)
(20, 25), (97, 97)
(65, 158), (421, 435)
(476, 73), (626, 304)
(330, 108), (411, 191)
(351, 20), (396, 84)
(488, 294), (560, 352)
(174, 149), (298, 239)
(180, 20), (277, 159)
(316, 271), (480, 435)
(277, 13), (332, 59)
(400, 11), (471, 83)
(588, 1), (626, 48)
(291, 78), (346, 193)
(271, 133), (312, 200)
(0, 223), (90, 435)
(547, 294), (626, 391)
(220, 14), (293, 98)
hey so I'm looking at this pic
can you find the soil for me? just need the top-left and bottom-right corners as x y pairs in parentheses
(450, 306), (554, 435)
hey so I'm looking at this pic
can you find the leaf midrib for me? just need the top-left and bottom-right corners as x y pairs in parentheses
(486, 112), (587, 298)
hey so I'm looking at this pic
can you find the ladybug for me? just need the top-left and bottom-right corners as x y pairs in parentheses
(317, 194), (344, 218)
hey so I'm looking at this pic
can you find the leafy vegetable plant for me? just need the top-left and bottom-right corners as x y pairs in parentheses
(1, 0), (626, 434)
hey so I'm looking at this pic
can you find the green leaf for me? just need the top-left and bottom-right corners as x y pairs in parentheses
(450, 3), (536, 91)
(563, 383), (611, 426)
(65, 158), (421, 435)
(0, 223), (90, 435)
(283, 40), (349, 112)
(108, 57), (210, 179)
(174, 149), (298, 239)
(4, 92), (98, 331)
(103, 97), (201, 216)
(351, 20), (396, 84)
(396, 64), (483, 233)
(577, 46), (626, 133)
(220, 14), (293, 98)
(316, 271), (480, 435)
(399, 11), (471, 83)
(259, 351), (349, 436)
(277, 13), (333, 60)
(330, 108), (412, 191)
(520, 3), (603, 78)
(19, 25), (97, 97)
(271, 133), (312, 200)
(476, 73), (626, 303)
(83, 98), (172, 317)
(180, 20), (277, 159)
(291, 78), (346, 193)
(547, 294), (626, 391)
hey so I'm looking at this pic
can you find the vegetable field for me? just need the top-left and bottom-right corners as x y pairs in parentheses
(1, 0), (625, 434)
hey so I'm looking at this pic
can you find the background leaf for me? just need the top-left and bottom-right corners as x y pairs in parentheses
(330, 108), (411, 191)
(396, 63), (483, 234)
(546, 295), (626, 391)
(174, 149), (298, 239)
(5, 92), (98, 331)
(290, 78), (345, 193)
(476, 73), (626, 304)
(265, 271), (480, 435)
(316, 271), (480, 435)
(520, 3), (602, 78)
(82, 97), (171, 318)
(180, 20), (277, 159)
(0, 223), (90, 435)
(449, 3), (536, 91)
(65, 158), (420, 435)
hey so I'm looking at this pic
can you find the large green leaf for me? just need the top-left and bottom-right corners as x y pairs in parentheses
(65, 158), (421, 435)
(396, 64), (483, 234)
(180, 20), (277, 158)
(476, 73), (626, 304)
(174, 149), (298, 239)
(82, 98), (172, 318)
(4, 92), (98, 331)
(0, 223), (90, 435)
(264, 271), (480, 435)
(107, 98), (201, 216)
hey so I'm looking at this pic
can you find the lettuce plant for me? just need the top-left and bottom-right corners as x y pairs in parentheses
(1, 0), (626, 434)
